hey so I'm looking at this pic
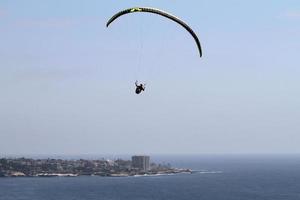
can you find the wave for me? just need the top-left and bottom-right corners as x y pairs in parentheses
(192, 170), (223, 174)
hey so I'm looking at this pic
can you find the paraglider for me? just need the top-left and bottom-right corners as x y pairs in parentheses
(106, 7), (203, 94)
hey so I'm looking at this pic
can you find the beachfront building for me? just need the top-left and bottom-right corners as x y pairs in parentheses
(131, 155), (150, 172)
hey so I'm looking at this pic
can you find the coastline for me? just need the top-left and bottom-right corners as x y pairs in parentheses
(0, 157), (191, 178)
(1, 168), (192, 178)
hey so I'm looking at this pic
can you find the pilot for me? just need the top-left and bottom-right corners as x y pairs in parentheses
(135, 80), (145, 94)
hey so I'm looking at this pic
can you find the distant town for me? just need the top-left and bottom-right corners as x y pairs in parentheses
(0, 156), (191, 177)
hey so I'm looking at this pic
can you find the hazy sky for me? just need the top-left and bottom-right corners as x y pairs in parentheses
(1, 0), (300, 156)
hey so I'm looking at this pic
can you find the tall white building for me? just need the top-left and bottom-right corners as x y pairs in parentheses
(131, 155), (150, 171)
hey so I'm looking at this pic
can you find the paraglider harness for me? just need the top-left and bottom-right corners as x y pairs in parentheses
(135, 81), (145, 94)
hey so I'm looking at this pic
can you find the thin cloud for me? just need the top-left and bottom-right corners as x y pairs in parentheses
(15, 16), (101, 29)
(0, 9), (7, 17)
(18, 18), (77, 28)
(282, 11), (300, 19)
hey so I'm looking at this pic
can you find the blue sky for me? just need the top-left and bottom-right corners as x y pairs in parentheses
(0, 0), (300, 155)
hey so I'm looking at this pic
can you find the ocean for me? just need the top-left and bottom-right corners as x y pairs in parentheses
(1, 155), (300, 200)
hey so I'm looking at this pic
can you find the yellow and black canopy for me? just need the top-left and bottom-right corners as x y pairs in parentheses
(106, 7), (202, 57)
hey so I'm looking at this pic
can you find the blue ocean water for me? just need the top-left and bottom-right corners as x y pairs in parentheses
(1, 155), (300, 200)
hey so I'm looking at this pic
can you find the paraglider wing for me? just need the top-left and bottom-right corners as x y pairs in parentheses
(106, 7), (202, 57)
